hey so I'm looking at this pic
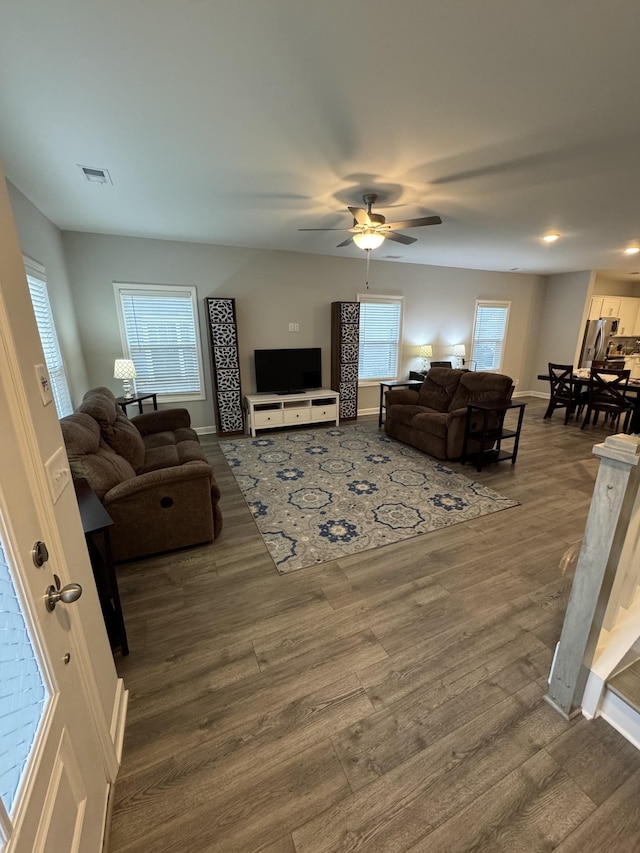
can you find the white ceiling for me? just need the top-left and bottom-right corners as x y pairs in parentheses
(2, 0), (640, 277)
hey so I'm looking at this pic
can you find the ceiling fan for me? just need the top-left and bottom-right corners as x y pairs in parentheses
(299, 193), (442, 250)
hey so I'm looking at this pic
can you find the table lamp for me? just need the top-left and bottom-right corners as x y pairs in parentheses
(453, 344), (466, 368)
(419, 344), (433, 371)
(114, 358), (136, 399)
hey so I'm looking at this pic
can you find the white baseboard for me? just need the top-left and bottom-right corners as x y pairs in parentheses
(194, 425), (217, 435)
(598, 687), (640, 750)
(110, 679), (129, 764)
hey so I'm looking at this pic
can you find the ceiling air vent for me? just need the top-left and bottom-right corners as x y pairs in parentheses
(77, 165), (112, 185)
(383, 255), (402, 260)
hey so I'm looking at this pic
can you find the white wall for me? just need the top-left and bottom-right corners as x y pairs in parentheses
(61, 230), (547, 427)
(7, 182), (89, 406)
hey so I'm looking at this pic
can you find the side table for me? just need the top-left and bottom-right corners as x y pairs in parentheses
(379, 380), (423, 427)
(461, 401), (526, 472)
(73, 478), (129, 655)
(116, 392), (158, 416)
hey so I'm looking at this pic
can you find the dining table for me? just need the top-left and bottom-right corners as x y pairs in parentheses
(537, 370), (640, 433)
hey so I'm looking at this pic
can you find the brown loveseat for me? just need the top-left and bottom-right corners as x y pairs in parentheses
(61, 387), (222, 562)
(385, 367), (514, 460)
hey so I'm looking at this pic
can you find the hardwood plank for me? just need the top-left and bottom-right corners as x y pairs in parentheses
(554, 769), (640, 852)
(406, 750), (595, 852)
(109, 401), (640, 852)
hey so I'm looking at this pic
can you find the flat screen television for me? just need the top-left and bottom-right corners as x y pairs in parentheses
(254, 347), (322, 395)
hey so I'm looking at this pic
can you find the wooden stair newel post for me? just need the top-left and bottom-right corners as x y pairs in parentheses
(546, 433), (640, 719)
(205, 297), (245, 435)
(331, 301), (360, 421)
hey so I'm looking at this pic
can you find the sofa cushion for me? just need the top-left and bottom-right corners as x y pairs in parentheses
(449, 371), (513, 411)
(103, 414), (146, 470)
(60, 413), (136, 499)
(386, 404), (431, 428)
(77, 386), (118, 430)
(417, 368), (464, 412)
(137, 428), (207, 474)
(78, 386), (146, 469)
(412, 410), (449, 440)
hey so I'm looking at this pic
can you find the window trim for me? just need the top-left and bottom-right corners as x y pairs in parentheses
(113, 282), (205, 403)
(357, 293), (404, 385)
(470, 299), (511, 372)
(24, 256), (74, 418)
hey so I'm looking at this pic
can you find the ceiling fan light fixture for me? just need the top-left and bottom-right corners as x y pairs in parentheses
(624, 246), (640, 255)
(353, 231), (385, 250)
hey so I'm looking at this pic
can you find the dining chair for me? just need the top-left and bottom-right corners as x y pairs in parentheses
(544, 363), (583, 424)
(580, 368), (634, 432)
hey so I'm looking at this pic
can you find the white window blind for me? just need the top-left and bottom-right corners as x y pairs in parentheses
(471, 301), (510, 372)
(114, 284), (204, 399)
(25, 263), (73, 418)
(358, 296), (403, 381)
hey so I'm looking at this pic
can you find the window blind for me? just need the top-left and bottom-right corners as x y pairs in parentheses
(471, 301), (510, 371)
(116, 286), (203, 398)
(26, 273), (73, 418)
(358, 297), (403, 381)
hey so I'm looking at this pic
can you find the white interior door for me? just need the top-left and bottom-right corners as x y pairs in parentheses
(0, 314), (110, 852)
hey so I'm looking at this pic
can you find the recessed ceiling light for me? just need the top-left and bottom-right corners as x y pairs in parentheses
(624, 246), (640, 255)
(542, 233), (560, 243)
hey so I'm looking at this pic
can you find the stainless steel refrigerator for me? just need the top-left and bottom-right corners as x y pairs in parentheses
(578, 317), (619, 367)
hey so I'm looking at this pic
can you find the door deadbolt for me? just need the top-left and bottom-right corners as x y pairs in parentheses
(32, 540), (49, 568)
(45, 574), (82, 612)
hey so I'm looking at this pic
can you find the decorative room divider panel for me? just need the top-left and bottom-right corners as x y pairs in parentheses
(205, 297), (245, 435)
(331, 301), (360, 421)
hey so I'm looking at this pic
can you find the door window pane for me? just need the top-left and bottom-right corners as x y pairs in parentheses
(0, 535), (48, 815)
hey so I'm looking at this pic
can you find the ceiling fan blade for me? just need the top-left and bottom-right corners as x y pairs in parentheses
(298, 227), (349, 231)
(348, 206), (371, 226)
(336, 236), (354, 247)
(385, 231), (417, 245)
(385, 215), (443, 230)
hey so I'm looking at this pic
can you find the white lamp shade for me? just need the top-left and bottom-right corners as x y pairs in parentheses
(114, 358), (137, 379)
(419, 345), (433, 358)
(353, 231), (385, 250)
(452, 345), (466, 357)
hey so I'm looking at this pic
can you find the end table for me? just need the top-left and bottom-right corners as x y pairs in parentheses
(461, 400), (526, 472)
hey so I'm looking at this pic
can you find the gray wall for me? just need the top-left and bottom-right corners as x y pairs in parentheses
(61, 230), (548, 427)
(7, 182), (89, 406)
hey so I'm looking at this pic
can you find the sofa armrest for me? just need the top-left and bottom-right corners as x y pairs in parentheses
(386, 389), (419, 406)
(103, 460), (212, 504)
(131, 408), (191, 435)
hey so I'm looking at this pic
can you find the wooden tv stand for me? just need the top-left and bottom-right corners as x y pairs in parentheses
(244, 389), (340, 436)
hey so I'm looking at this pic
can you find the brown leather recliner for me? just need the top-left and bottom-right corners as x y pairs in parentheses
(385, 368), (514, 460)
(60, 387), (222, 561)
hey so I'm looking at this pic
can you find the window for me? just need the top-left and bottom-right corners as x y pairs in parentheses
(114, 283), (204, 401)
(470, 300), (510, 371)
(24, 258), (73, 418)
(358, 295), (403, 381)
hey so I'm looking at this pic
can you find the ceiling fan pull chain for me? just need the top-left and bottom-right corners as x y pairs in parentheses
(365, 247), (371, 290)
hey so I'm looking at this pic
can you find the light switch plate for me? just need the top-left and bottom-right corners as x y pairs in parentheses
(45, 446), (70, 504)
(35, 363), (53, 406)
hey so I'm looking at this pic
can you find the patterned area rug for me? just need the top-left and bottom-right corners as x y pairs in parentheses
(220, 422), (519, 574)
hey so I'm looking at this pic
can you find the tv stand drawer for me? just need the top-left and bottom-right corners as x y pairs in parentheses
(253, 409), (284, 427)
(311, 405), (337, 421)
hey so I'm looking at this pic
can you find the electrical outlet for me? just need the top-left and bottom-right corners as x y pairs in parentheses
(294, 323), (299, 332)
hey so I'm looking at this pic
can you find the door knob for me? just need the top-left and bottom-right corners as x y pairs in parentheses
(45, 574), (83, 612)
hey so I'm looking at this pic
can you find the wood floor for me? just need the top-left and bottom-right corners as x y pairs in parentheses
(109, 398), (640, 853)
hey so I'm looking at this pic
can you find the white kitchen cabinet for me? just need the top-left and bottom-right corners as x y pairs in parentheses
(588, 297), (604, 320)
(601, 297), (621, 318)
(617, 298), (639, 336)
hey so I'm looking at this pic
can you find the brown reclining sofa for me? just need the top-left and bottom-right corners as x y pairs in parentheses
(384, 367), (514, 460)
(61, 387), (222, 561)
